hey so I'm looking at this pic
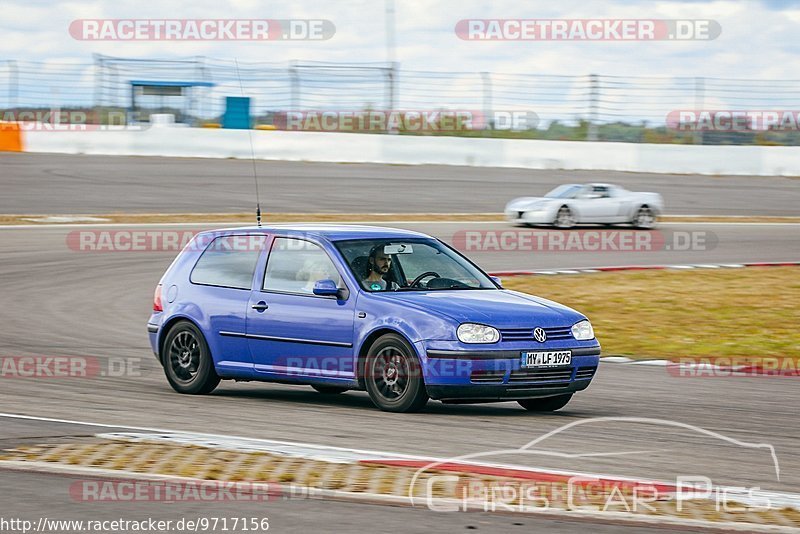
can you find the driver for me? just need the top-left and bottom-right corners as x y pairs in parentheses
(363, 245), (397, 291)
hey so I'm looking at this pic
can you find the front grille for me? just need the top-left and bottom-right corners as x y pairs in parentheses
(470, 370), (506, 383)
(575, 366), (597, 380)
(499, 326), (573, 342)
(508, 367), (573, 383)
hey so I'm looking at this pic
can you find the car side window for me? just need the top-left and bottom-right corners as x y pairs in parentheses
(190, 235), (264, 290)
(264, 238), (342, 295)
(592, 186), (610, 198)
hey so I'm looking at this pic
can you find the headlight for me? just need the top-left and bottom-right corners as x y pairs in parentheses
(457, 323), (500, 344)
(571, 320), (595, 340)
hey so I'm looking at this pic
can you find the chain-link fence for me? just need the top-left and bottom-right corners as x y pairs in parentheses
(1, 54), (799, 145)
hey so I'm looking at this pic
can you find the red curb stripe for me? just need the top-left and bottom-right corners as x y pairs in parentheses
(359, 459), (679, 493)
(489, 262), (800, 277)
(592, 265), (667, 272)
(744, 261), (800, 267)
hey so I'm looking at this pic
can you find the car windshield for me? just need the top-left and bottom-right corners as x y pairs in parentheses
(334, 238), (497, 292)
(545, 184), (583, 199)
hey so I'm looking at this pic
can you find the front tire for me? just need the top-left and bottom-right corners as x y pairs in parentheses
(632, 205), (657, 229)
(364, 334), (428, 413)
(163, 321), (220, 395)
(518, 394), (573, 412)
(554, 205), (575, 229)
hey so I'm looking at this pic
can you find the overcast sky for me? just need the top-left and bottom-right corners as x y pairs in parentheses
(1, 0), (798, 79)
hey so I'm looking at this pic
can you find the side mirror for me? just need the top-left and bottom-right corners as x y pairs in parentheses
(579, 193), (601, 199)
(490, 276), (503, 288)
(312, 279), (340, 297)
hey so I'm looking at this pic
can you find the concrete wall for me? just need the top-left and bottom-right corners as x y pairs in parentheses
(21, 125), (800, 176)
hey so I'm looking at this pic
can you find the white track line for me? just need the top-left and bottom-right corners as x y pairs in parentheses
(0, 412), (442, 463)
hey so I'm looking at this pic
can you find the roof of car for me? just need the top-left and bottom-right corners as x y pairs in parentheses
(202, 224), (432, 242)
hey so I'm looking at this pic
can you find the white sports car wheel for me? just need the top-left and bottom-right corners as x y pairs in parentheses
(554, 206), (575, 229)
(632, 206), (656, 229)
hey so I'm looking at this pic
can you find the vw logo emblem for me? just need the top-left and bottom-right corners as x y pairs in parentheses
(533, 327), (547, 343)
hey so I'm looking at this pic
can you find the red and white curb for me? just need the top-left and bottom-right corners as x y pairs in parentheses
(27, 430), (800, 532)
(99, 432), (800, 509)
(490, 261), (800, 277)
(1, 461), (791, 534)
(2, 414), (799, 532)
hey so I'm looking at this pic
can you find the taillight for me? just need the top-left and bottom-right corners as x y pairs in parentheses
(153, 284), (163, 312)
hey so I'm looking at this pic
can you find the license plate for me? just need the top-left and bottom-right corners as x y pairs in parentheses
(521, 350), (572, 368)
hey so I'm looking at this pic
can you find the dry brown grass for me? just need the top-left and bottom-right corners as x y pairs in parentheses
(503, 267), (800, 359)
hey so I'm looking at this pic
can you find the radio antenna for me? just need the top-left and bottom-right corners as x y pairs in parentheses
(234, 58), (262, 227)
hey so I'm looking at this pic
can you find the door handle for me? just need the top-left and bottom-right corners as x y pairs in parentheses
(251, 302), (269, 311)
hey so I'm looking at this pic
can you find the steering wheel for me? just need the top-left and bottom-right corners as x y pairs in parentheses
(409, 271), (440, 288)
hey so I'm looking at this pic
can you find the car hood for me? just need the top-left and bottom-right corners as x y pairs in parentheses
(378, 289), (584, 327)
(505, 197), (555, 210)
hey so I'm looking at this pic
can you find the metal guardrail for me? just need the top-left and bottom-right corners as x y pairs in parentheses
(1, 54), (799, 145)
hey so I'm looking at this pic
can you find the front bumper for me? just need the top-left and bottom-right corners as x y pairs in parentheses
(420, 343), (601, 401)
(504, 209), (552, 224)
(427, 379), (592, 402)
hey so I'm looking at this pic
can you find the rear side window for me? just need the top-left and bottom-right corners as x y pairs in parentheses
(190, 235), (264, 289)
(263, 237), (341, 295)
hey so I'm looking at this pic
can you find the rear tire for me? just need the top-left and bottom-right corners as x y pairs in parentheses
(364, 334), (428, 413)
(518, 394), (573, 412)
(311, 384), (348, 395)
(163, 321), (220, 395)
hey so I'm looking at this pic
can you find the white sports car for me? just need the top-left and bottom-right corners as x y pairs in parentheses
(504, 183), (664, 229)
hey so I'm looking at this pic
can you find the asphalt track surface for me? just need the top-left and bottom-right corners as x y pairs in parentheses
(2, 152), (800, 215)
(1, 154), (799, 532)
(0, 222), (798, 498)
(2, 221), (798, 272)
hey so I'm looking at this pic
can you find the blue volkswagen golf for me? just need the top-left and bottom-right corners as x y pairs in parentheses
(147, 225), (600, 412)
